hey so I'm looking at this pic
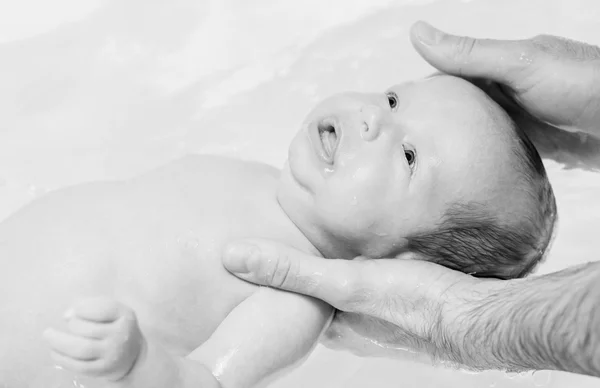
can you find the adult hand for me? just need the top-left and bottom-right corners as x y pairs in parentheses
(221, 239), (486, 362)
(222, 240), (600, 377)
(409, 21), (600, 134)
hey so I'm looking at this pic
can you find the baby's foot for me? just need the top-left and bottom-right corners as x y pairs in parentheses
(43, 297), (145, 382)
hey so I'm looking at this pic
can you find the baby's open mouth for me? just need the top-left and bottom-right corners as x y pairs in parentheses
(318, 118), (339, 163)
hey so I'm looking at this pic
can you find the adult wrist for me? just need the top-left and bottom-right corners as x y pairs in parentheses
(437, 278), (522, 370)
(444, 276), (566, 373)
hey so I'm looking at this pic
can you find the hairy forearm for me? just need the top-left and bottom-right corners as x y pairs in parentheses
(445, 262), (600, 376)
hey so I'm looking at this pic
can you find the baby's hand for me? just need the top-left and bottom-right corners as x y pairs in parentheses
(43, 297), (145, 382)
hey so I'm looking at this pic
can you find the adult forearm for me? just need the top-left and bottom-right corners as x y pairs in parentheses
(447, 262), (600, 376)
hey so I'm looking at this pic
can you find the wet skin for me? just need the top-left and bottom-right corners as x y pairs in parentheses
(0, 156), (331, 387)
(0, 75), (523, 387)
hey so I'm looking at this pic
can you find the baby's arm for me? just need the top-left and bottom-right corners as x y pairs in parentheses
(187, 286), (333, 387)
(45, 289), (332, 388)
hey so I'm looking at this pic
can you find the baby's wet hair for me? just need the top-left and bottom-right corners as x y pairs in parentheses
(405, 115), (557, 279)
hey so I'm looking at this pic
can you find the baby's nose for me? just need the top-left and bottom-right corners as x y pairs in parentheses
(359, 104), (384, 141)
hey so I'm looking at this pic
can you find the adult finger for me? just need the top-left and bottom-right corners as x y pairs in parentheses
(222, 239), (388, 313)
(221, 239), (472, 321)
(409, 21), (535, 87)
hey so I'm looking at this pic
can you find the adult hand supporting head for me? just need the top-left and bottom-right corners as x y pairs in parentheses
(221, 239), (485, 361)
(409, 21), (600, 134)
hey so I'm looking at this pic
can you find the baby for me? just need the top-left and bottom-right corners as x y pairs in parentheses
(0, 75), (555, 388)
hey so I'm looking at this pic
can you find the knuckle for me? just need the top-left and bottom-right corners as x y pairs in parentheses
(517, 38), (539, 57)
(73, 341), (98, 360)
(120, 307), (138, 323)
(450, 36), (478, 63)
(332, 265), (370, 310)
(331, 280), (355, 309)
(530, 34), (565, 56)
(114, 319), (136, 338)
(90, 356), (116, 376)
(113, 320), (129, 334)
(267, 250), (296, 289)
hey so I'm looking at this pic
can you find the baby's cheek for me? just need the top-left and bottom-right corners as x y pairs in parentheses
(347, 163), (391, 199)
(327, 166), (389, 221)
(329, 166), (377, 202)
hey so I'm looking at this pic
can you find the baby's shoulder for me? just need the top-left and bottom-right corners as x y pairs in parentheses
(134, 154), (280, 189)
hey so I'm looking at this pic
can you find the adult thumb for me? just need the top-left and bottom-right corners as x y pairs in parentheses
(222, 239), (386, 312)
(409, 21), (532, 87)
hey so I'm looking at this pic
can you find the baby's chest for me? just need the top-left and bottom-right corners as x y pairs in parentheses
(118, 231), (258, 354)
(114, 159), (290, 353)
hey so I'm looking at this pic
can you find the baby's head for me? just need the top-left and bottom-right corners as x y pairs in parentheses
(278, 75), (556, 279)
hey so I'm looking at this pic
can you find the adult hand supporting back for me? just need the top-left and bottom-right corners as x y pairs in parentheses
(409, 21), (600, 135)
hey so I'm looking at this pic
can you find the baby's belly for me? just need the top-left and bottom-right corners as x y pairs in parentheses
(0, 238), (257, 388)
(120, 242), (258, 356)
(0, 196), (257, 387)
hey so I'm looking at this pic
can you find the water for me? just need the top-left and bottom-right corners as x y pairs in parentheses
(1, 0), (599, 387)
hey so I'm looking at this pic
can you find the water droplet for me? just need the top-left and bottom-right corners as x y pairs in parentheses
(72, 380), (86, 388)
(350, 196), (358, 205)
(504, 371), (518, 379)
(518, 52), (534, 64)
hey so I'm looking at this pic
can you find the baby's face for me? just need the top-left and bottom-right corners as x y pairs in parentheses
(278, 75), (517, 258)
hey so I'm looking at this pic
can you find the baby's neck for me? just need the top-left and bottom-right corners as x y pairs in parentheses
(261, 200), (323, 258)
(261, 166), (358, 260)
(273, 200), (358, 261)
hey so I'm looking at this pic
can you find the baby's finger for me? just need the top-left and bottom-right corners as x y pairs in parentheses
(43, 328), (103, 361)
(49, 350), (105, 378)
(68, 297), (124, 323)
(66, 316), (113, 339)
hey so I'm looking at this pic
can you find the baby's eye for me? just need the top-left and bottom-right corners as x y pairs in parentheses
(386, 92), (398, 110)
(403, 147), (416, 169)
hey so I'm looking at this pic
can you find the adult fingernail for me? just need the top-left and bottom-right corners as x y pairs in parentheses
(223, 243), (260, 274)
(414, 21), (443, 45)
